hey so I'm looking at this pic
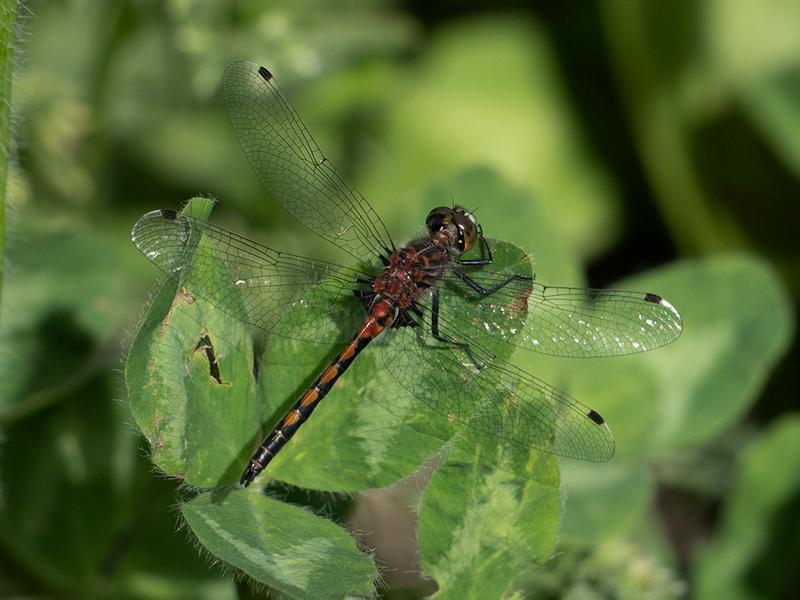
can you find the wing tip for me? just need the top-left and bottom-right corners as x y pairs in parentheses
(643, 292), (663, 304)
(644, 292), (683, 333)
(258, 65), (273, 81)
(586, 409), (605, 425)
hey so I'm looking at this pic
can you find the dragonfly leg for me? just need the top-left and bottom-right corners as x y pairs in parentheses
(430, 288), (483, 369)
(451, 267), (532, 297)
(457, 225), (493, 265)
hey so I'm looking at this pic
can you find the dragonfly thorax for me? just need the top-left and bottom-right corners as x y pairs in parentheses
(372, 243), (446, 306)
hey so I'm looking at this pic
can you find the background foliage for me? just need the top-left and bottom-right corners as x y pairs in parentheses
(1, 1), (797, 598)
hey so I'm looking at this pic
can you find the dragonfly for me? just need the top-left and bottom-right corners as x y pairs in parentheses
(132, 62), (683, 487)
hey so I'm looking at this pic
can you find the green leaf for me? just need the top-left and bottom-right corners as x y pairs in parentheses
(259, 334), (455, 491)
(181, 490), (377, 599)
(418, 435), (560, 598)
(125, 199), (261, 487)
(417, 167), (582, 286)
(694, 415), (800, 600)
(356, 17), (621, 259)
(554, 254), (794, 540)
(260, 237), (534, 492)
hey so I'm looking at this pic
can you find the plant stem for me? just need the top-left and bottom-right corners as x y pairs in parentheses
(0, 0), (18, 314)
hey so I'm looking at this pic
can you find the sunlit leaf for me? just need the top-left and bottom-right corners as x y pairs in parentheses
(419, 434), (560, 598)
(125, 199), (261, 487)
(259, 237), (535, 491)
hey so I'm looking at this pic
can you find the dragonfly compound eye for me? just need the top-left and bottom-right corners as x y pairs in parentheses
(454, 213), (478, 253)
(425, 206), (452, 234)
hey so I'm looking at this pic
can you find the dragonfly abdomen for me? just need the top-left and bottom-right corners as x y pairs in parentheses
(240, 301), (395, 487)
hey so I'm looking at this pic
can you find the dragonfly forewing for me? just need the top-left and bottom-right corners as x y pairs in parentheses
(442, 269), (682, 358)
(132, 209), (369, 344)
(223, 61), (395, 264)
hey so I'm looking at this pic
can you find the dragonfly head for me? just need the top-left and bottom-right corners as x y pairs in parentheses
(426, 206), (478, 254)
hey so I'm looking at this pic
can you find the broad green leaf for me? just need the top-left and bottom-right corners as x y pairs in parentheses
(418, 433), (560, 599)
(259, 334), (455, 491)
(182, 490), (377, 599)
(356, 17), (621, 260)
(125, 199), (261, 487)
(554, 254), (793, 540)
(417, 167), (582, 287)
(694, 415), (800, 600)
(260, 238), (533, 491)
(571, 254), (792, 453)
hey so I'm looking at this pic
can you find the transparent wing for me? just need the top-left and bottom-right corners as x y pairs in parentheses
(440, 268), (683, 358)
(131, 209), (369, 344)
(223, 61), (394, 264)
(380, 321), (615, 462)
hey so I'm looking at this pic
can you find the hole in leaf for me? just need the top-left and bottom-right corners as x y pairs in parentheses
(194, 334), (222, 384)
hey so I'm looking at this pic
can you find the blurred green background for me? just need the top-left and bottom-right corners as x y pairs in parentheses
(1, 1), (798, 598)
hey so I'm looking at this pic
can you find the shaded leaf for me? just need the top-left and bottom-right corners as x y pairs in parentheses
(555, 254), (793, 540)
(0, 217), (140, 419)
(182, 490), (377, 599)
(694, 415), (800, 600)
(0, 375), (141, 590)
(356, 17), (621, 259)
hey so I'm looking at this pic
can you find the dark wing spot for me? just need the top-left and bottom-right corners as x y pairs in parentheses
(644, 293), (663, 304)
(161, 209), (178, 219)
(586, 409), (605, 425)
(258, 66), (273, 81)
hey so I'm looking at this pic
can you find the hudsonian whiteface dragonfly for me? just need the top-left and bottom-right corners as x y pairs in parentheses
(132, 62), (683, 487)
